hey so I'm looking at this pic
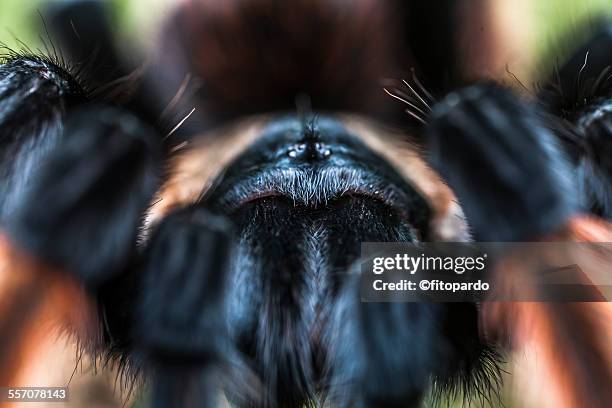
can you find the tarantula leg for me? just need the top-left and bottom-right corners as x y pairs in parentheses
(0, 104), (159, 381)
(6, 106), (160, 290)
(428, 83), (577, 242)
(358, 303), (453, 407)
(577, 108), (612, 217)
(538, 24), (612, 218)
(330, 280), (487, 408)
(0, 55), (158, 385)
(0, 56), (86, 214)
(137, 207), (233, 408)
(427, 84), (612, 407)
(0, 55), (92, 385)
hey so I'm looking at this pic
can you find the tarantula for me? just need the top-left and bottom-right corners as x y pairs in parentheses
(0, 1), (611, 407)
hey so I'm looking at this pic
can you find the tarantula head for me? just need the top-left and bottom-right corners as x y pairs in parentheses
(146, 112), (468, 405)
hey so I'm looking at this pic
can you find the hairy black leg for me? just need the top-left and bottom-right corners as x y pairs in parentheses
(336, 84), (577, 408)
(137, 207), (233, 408)
(424, 84), (582, 397)
(539, 24), (612, 218)
(358, 301), (451, 407)
(577, 109), (612, 217)
(428, 84), (577, 242)
(0, 54), (159, 384)
(6, 105), (160, 290)
(0, 54), (84, 384)
(431, 85), (612, 408)
(0, 55), (86, 218)
(329, 279), (487, 408)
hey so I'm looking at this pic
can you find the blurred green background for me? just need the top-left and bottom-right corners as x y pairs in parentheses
(0, 0), (170, 55)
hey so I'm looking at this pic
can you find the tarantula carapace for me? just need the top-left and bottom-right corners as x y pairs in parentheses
(0, 1), (611, 408)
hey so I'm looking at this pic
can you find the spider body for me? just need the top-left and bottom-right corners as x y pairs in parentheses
(0, 1), (612, 408)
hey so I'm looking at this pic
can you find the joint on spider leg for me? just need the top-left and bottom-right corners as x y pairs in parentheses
(137, 207), (234, 407)
(6, 106), (161, 290)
